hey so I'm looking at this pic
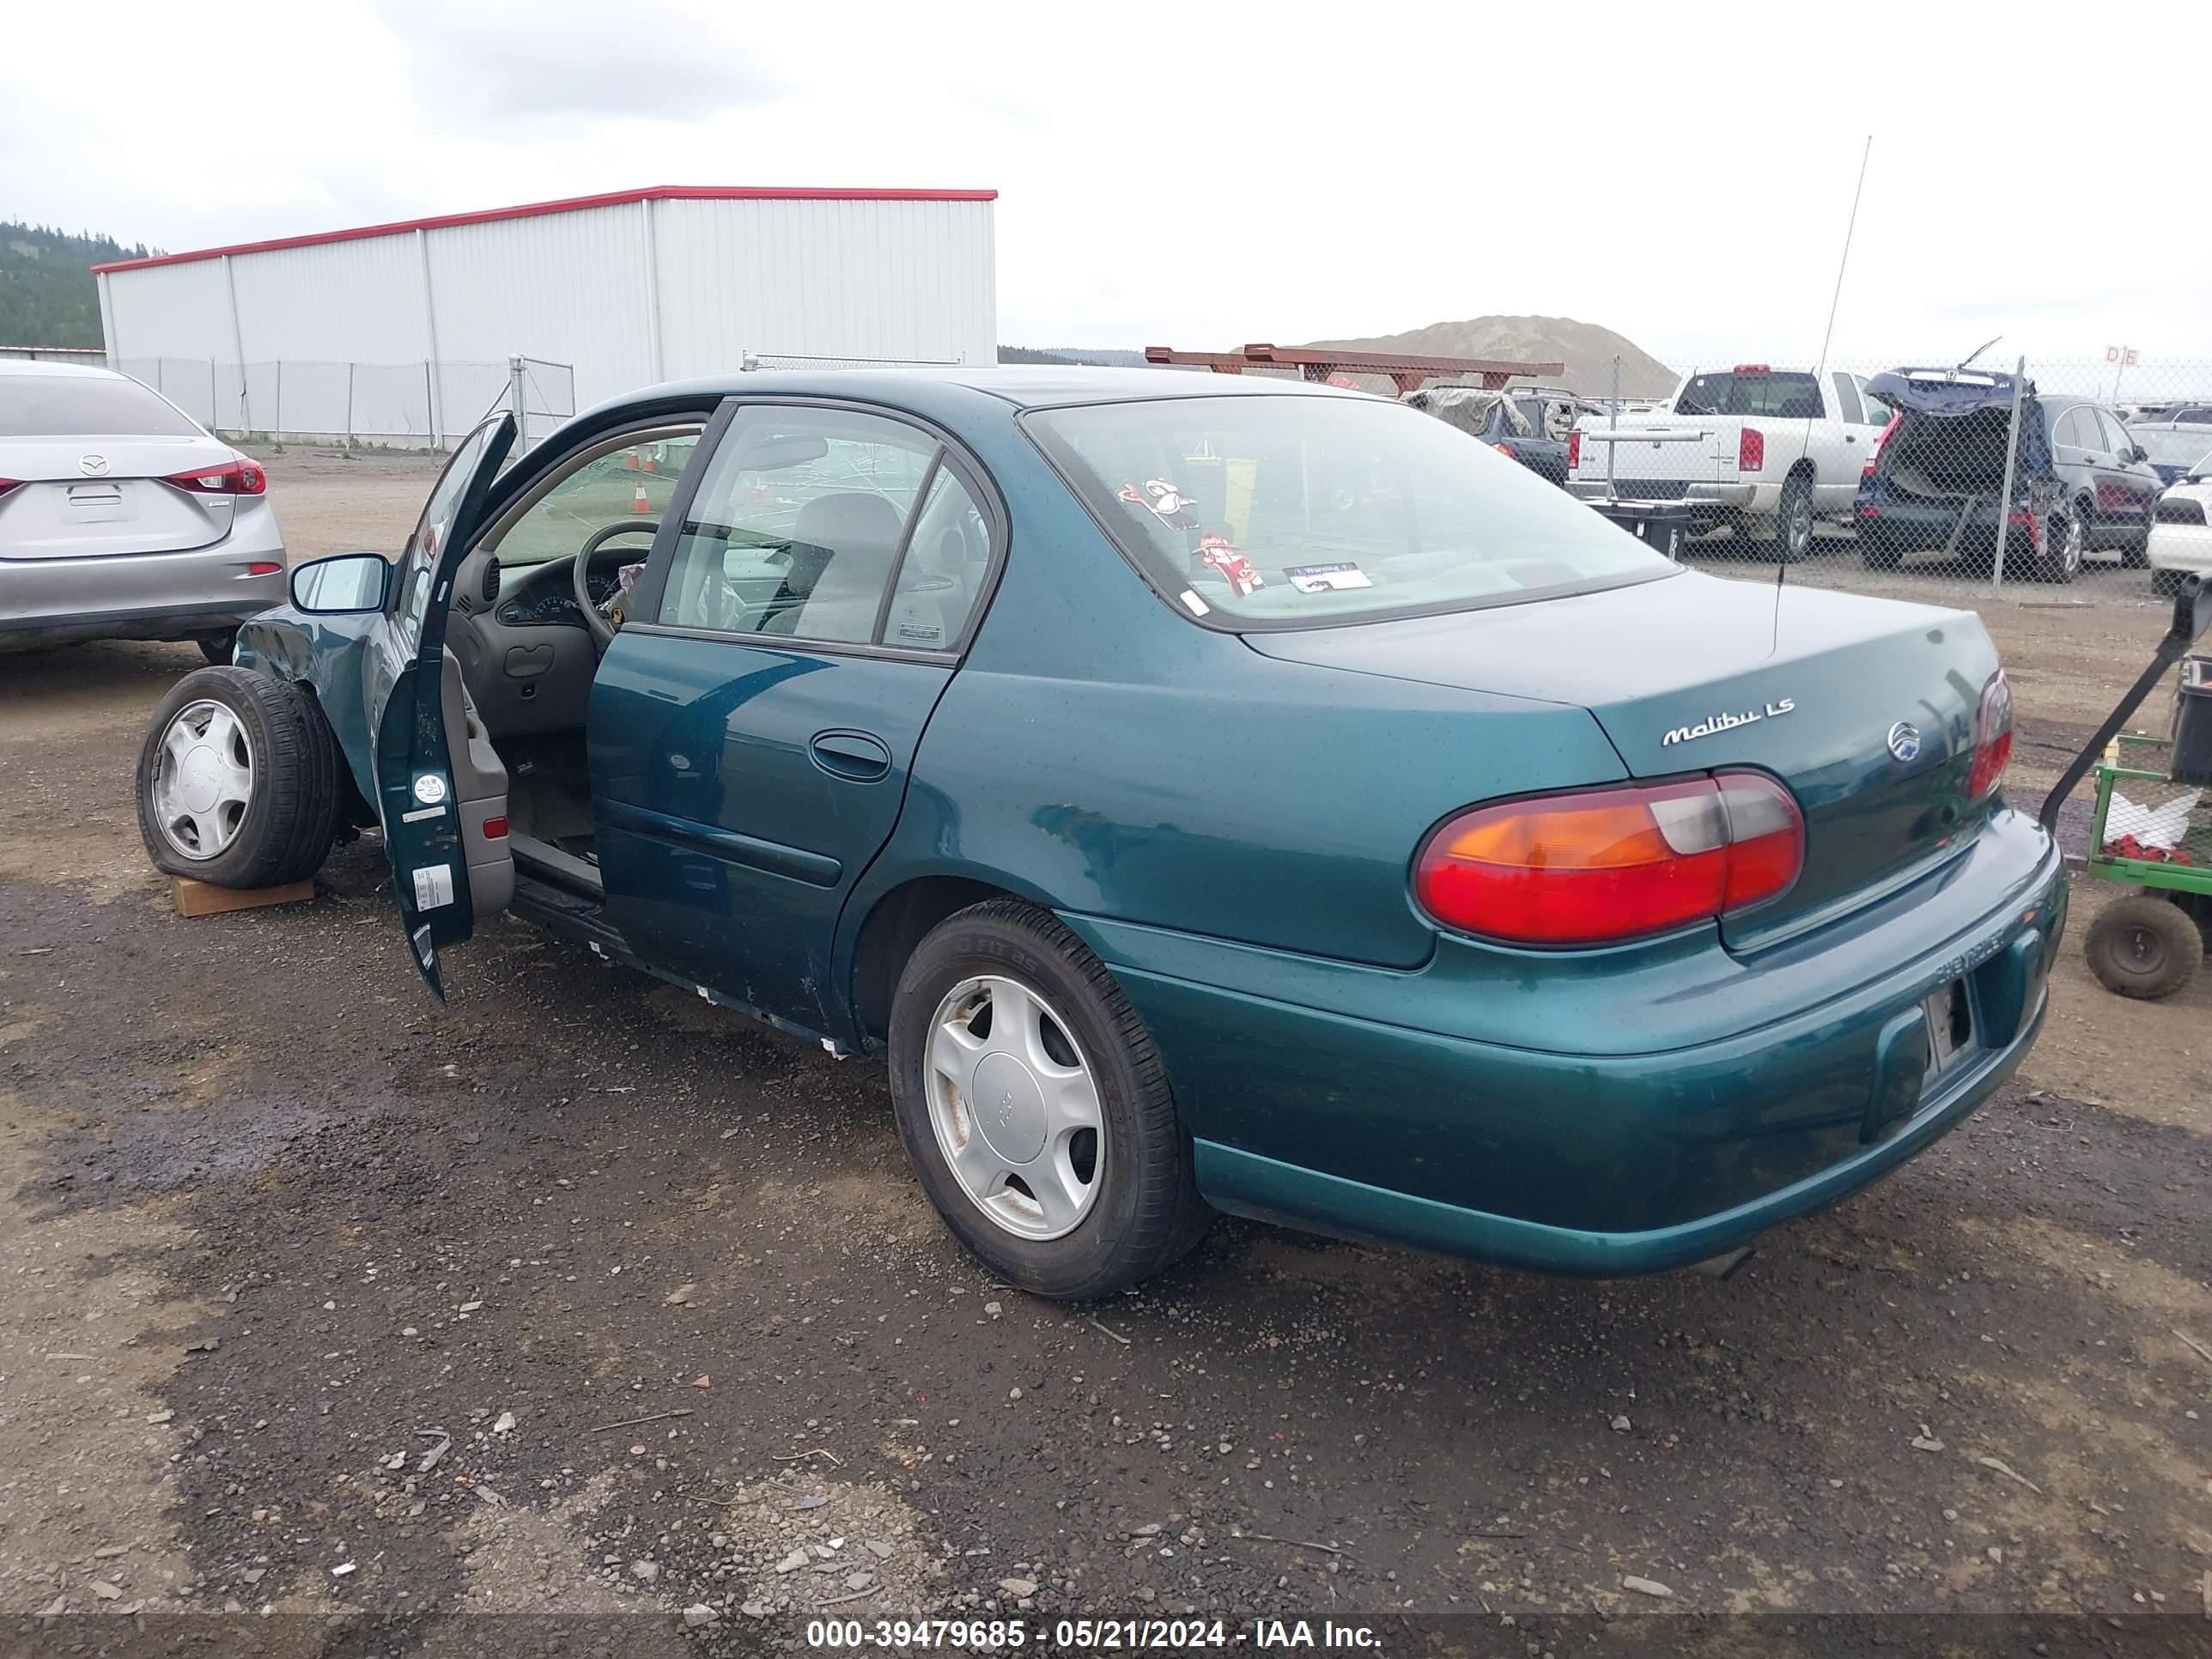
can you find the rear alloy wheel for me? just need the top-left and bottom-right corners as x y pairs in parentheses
(137, 666), (342, 890)
(198, 629), (240, 666)
(2083, 894), (2202, 1000)
(888, 899), (1210, 1298)
(2037, 508), (2084, 583)
(1858, 525), (1902, 569)
(1770, 473), (1815, 564)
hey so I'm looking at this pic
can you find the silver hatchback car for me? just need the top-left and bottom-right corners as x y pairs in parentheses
(0, 360), (287, 659)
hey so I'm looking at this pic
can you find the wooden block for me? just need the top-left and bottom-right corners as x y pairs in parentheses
(170, 876), (316, 918)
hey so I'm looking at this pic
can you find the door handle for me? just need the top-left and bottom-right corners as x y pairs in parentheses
(809, 730), (894, 782)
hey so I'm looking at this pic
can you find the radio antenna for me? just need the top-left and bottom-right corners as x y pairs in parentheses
(1775, 134), (1875, 646)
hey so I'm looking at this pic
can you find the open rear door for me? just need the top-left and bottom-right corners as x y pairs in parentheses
(371, 412), (516, 1000)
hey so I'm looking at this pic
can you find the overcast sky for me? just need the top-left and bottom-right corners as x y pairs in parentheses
(9, 0), (2210, 375)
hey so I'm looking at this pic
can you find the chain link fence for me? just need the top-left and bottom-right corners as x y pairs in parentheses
(1446, 355), (2212, 588)
(109, 356), (576, 453)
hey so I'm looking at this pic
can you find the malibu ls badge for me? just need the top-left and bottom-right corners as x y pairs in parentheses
(1662, 697), (1796, 747)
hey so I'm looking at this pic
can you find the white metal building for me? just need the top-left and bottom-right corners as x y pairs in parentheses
(93, 185), (998, 447)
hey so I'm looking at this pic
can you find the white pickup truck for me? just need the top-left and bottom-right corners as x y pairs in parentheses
(1567, 365), (1895, 562)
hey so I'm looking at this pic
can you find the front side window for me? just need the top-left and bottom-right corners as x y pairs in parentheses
(396, 414), (509, 644)
(2094, 410), (2136, 457)
(659, 407), (948, 645)
(1830, 373), (1863, 424)
(1026, 392), (1674, 629)
(489, 430), (702, 565)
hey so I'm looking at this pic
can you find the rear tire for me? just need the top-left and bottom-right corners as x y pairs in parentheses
(137, 666), (342, 890)
(887, 899), (1211, 1299)
(197, 629), (240, 666)
(2083, 894), (2202, 1000)
(1769, 473), (1815, 564)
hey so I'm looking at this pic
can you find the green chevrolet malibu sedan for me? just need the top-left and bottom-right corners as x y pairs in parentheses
(134, 368), (2065, 1298)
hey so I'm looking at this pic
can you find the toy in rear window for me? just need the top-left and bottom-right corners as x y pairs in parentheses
(1117, 479), (1200, 531)
(1193, 534), (1262, 597)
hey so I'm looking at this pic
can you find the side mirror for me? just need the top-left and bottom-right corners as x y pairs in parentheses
(2179, 572), (2212, 647)
(290, 552), (391, 615)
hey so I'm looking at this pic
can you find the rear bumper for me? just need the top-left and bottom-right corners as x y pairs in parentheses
(1064, 810), (2065, 1275)
(1570, 478), (1763, 514)
(0, 534), (287, 649)
(2148, 520), (2212, 573)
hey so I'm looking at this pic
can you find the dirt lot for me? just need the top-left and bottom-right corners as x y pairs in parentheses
(3, 449), (2209, 1655)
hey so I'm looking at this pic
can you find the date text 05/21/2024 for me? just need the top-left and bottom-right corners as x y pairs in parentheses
(803, 1618), (1382, 1650)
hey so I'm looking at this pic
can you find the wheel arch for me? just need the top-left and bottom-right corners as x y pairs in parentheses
(842, 869), (1058, 1051)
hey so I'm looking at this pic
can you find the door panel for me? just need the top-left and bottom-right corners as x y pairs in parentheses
(367, 412), (516, 999)
(588, 631), (953, 1032)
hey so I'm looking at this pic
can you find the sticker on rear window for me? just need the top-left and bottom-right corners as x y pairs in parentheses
(1283, 562), (1374, 593)
(412, 863), (456, 911)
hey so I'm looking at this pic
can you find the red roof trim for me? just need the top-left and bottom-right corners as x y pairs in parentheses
(91, 185), (1000, 273)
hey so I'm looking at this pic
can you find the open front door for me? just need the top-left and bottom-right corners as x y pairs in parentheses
(369, 412), (516, 999)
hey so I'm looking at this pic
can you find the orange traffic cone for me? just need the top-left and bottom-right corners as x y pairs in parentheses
(641, 447), (657, 474)
(632, 483), (651, 515)
(623, 451), (639, 471)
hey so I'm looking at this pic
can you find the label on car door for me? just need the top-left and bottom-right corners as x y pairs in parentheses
(412, 863), (456, 911)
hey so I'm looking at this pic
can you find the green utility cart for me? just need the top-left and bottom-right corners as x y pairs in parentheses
(2044, 576), (2212, 1000)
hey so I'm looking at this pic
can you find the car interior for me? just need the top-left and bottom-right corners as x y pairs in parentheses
(436, 417), (709, 905)
(427, 412), (994, 913)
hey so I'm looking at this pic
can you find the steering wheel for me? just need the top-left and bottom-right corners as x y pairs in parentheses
(571, 521), (659, 651)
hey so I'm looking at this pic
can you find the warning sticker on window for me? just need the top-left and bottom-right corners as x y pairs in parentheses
(412, 863), (456, 912)
(1283, 562), (1374, 593)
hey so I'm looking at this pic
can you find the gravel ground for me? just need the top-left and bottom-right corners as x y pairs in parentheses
(2, 451), (2209, 1655)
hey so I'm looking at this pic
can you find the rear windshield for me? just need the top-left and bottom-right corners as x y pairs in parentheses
(0, 374), (201, 438)
(1024, 393), (1674, 629)
(2133, 427), (2212, 466)
(1674, 371), (1823, 420)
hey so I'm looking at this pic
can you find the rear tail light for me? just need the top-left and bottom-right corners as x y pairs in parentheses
(1967, 671), (2013, 802)
(1566, 430), (1582, 469)
(163, 458), (267, 495)
(1494, 442), (1518, 460)
(1863, 411), (1901, 477)
(0, 477), (21, 499)
(1413, 771), (1804, 946)
(1738, 427), (1765, 471)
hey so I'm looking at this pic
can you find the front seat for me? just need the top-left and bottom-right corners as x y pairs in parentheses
(763, 492), (904, 640)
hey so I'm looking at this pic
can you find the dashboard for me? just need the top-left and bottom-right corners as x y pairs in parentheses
(494, 560), (623, 629)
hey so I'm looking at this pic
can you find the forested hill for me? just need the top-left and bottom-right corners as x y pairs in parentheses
(0, 223), (152, 347)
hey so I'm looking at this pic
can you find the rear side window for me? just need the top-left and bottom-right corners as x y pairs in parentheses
(1675, 372), (1824, 420)
(0, 374), (203, 438)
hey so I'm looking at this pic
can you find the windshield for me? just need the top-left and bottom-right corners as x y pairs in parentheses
(2132, 427), (2212, 467)
(0, 374), (202, 438)
(1024, 393), (1674, 628)
(1674, 371), (1823, 419)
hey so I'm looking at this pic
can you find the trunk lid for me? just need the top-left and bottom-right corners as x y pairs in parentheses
(1245, 570), (1996, 947)
(0, 436), (238, 558)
